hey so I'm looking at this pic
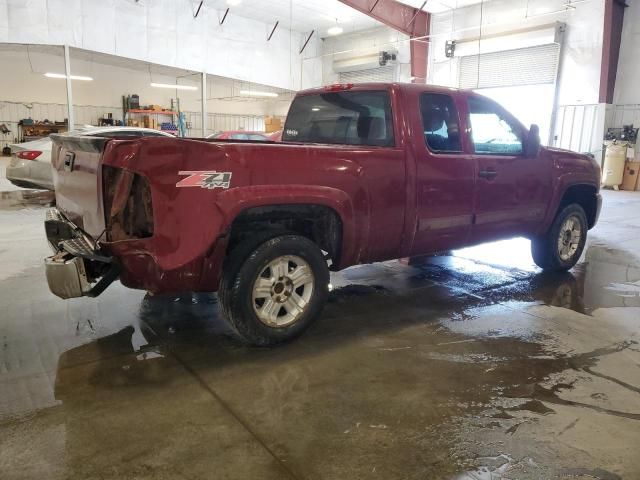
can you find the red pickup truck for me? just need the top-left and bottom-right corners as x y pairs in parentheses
(45, 83), (601, 345)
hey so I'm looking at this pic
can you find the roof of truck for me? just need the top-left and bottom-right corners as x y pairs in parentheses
(295, 82), (472, 97)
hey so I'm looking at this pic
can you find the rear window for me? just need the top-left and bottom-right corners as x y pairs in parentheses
(282, 90), (394, 147)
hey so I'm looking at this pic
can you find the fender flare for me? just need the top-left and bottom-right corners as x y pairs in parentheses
(214, 184), (361, 267)
(540, 175), (599, 234)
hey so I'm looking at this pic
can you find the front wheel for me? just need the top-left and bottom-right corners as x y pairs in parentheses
(531, 203), (588, 272)
(219, 235), (329, 346)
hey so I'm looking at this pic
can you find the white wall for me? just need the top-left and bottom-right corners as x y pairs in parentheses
(0, 0), (322, 92)
(0, 46), (291, 137)
(428, 0), (605, 105)
(321, 27), (410, 84)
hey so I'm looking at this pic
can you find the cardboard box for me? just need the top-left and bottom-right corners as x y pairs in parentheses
(622, 161), (640, 191)
(264, 116), (283, 133)
(149, 104), (163, 111)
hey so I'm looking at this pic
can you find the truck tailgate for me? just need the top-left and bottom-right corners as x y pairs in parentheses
(50, 135), (108, 238)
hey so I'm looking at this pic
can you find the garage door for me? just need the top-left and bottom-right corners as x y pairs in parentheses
(458, 43), (560, 89)
(339, 65), (396, 83)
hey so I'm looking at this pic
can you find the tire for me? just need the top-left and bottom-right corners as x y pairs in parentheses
(531, 203), (588, 272)
(219, 235), (329, 346)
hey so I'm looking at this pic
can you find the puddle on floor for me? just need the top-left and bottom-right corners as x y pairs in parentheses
(452, 238), (640, 315)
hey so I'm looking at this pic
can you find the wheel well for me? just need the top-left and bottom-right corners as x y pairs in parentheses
(558, 184), (598, 228)
(226, 204), (343, 268)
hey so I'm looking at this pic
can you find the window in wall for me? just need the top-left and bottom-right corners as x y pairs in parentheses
(282, 90), (394, 147)
(468, 97), (523, 155)
(420, 93), (462, 153)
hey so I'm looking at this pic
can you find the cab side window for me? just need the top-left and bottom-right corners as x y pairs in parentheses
(468, 97), (523, 155)
(419, 93), (462, 153)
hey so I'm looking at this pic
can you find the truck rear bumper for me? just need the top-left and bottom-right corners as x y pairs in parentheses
(44, 208), (119, 299)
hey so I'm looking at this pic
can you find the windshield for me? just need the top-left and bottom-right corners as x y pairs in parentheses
(282, 90), (394, 147)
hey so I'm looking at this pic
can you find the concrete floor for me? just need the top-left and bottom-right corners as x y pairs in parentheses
(1, 191), (639, 480)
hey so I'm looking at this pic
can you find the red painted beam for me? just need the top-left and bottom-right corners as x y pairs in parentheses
(338, 0), (430, 83)
(599, 0), (626, 103)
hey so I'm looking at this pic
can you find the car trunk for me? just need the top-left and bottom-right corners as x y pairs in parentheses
(50, 134), (109, 238)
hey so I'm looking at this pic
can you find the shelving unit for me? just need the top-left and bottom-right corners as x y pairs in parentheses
(127, 109), (178, 115)
(124, 108), (178, 135)
(19, 122), (67, 142)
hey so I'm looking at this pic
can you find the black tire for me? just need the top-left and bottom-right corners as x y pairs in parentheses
(531, 203), (588, 272)
(219, 235), (329, 346)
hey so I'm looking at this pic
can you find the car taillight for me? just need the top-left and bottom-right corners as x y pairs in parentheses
(102, 165), (154, 241)
(16, 150), (42, 160)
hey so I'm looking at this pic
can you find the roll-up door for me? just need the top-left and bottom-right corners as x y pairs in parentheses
(339, 65), (396, 83)
(458, 43), (560, 89)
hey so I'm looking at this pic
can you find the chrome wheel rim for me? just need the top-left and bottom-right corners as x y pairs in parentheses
(252, 255), (314, 327)
(557, 215), (582, 261)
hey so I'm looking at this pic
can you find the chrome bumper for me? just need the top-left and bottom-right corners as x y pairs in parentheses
(45, 255), (92, 299)
(44, 208), (119, 299)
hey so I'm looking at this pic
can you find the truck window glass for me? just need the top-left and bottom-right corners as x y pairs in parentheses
(468, 97), (523, 155)
(283, 90), (394, 147)
(420, 93), (462, 153)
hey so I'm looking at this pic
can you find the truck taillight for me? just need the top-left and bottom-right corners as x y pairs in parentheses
(102, 165), (154, 241)
(16, 150), (42, 160)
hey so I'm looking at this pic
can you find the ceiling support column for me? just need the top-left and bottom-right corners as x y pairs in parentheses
(338, 0), (430, 83)
(63, 45), (74, 130)
(201, 71), (207, 137)
(599, 0), (627, 103)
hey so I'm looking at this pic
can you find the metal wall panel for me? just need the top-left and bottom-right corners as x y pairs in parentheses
(553, 104), (601, 154)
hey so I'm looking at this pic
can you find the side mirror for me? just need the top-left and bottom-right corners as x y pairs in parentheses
(525, 124), (541, 157)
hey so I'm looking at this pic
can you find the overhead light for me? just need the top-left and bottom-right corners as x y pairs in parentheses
(327, 25), (343, 36)
(44, 72), (93, 81)
(150, 82), (198, 91)
(240, 90), (279, 98)
(312, 107), (320, 111)
(227, 0), (242, 5)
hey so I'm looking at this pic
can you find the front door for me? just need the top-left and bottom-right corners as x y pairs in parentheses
(410, 92), (476, 255)
(465, 95), (551, 244)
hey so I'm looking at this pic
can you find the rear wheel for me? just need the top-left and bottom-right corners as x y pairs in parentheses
(219, 235), (329, 346)
(531, 204), (587, 272)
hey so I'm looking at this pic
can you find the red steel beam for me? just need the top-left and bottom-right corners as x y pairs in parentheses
(599, 0), (626, 103)
(338, 0), (430, 83)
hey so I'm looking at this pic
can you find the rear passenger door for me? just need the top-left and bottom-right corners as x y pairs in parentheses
(410, 92), (476, 254)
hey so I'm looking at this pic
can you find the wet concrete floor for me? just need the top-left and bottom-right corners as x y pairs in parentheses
(1, 190), (639, 479)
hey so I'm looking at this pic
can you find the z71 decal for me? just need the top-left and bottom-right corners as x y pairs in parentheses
(176, 171), (232, 190)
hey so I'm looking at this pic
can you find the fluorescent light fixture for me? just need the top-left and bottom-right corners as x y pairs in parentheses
(327, 26), (344, 36)
(227, 0), (242, 5)
(312, 107), (320, 111)
(150, 82), (198, 91)
(44, 72), (93, 81)
(240, 90), (279, 98)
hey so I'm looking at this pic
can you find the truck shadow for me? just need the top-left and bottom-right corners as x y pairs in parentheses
(53, 256), (590, 395)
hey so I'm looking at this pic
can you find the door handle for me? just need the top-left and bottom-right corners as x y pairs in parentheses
(478, 169), (498, 179)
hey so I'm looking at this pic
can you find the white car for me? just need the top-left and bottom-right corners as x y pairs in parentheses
(7, 126), (174, 190)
